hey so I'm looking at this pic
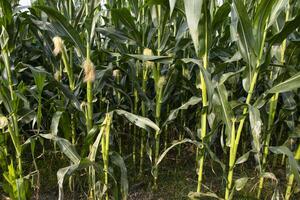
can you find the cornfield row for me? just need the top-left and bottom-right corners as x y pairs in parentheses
(0, 0), (300, 199)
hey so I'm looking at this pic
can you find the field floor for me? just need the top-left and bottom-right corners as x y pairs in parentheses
(22, 144), (299, 200)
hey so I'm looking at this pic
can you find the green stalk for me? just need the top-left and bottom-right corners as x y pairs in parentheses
(197, 1), (209, 192)
(153, 4), (162, 189)
(197, 54), (208, 192)
(114, 69), (122, 155)
(257, 92), (279, 198)
(37, 92), (42, 133)
(133, 74), (139, 168)
(164, 104), (169, 151)
(86, 34), (93, 133)
(272, 124), (284, 166)
(257, 7), (289, 198)
(2, 49), (14, 100)
(284, 144), (300, 200)
(101, 113), (112, 200)
(61, 48), (75, 90)
(225, 119), (236, 200)
(139, 60), (148, 176)
(225, 14), (269, 199)
(87, 81), (93, 132)
(2, 49), (22, 175)
(154, 82), (163, 188)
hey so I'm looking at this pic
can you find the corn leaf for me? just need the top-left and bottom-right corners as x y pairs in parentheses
(34, 5), (85, 56)
(268, 72), (300, 93)
(183, 0), (203, 53)
(114, 109), (160, 132)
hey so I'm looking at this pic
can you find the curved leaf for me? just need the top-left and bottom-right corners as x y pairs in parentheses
(114, 109), (160, 132)
(34, 5), (85, 56)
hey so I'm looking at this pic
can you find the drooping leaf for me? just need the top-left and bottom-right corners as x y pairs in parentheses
(268, 72), (300, 93)
(268, 12), (300, 45)
(249, 106), (262, 153)
(235, 151), (251, 165)
(30, 67), (47, 93)
(40, 134), (81, 164)
(183, 0), (203, 52)
(34, 5), (85, 56)
(110, 152), (128, 200)
(181, 58), (214, 102)
(127, 54), (173, 64)
(50, 111), (63, 137)
(188, 191), (223, 200)
(253, 0), (276, 50)
(212, 2), (231, 31)
(155, 139), (202, 167)
(114, 109), (160, 132)
(215, 84), (233, 146)
(218, 67), (245, 85)
(57, 159), (96, 200)
(267, 0), (288, 28)
(163, 96), (201, 126)
(111, 8), (141, 44)
(269, 146), (300, 184)
(231, 0), (257, 70)
(235, 177), (249, 191)
(169, 0), (177, 16)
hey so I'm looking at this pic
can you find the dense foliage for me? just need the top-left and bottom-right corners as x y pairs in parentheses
(0, 0), (300, 199)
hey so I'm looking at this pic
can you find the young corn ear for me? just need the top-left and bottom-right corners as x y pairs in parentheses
(143, 48), (154, 69)
(83, 58), (96, 83)
(0, 115), (8, 129)
(52, 36), (64, 56)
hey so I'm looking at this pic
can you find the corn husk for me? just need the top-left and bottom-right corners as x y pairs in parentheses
(83, 58), (96, 82)
(0, 115), (8, 129)
(52, 36), (64, 56)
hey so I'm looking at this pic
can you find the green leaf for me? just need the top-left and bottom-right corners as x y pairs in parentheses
(184, 0), (203, 52)
(110, 152), (128, 200)
(88, 121), (106, 162)
(249, 106), (262, 153)
(267, 0), (288, 28)
(127, 54), (173, 64)
(155, 139), (202, 167)
(57, 159), (96, 200)
(269, 146), (300, 184)
(50, 111), (63, 137)
(163, 96), (201, 126)
(198, 1), (211, 57)
(253, 0), (276, 50)
(219, 67), (245, 85)
(231, 0), (257, 70)
(212, 2), (231, 31)
(215, 84), (233, 146)
(34, 5), (85, 56)
(40, 134), (81, 164)
(111, 8), (141, 44)
(169, 0), (177, 16)
(30, 67), (47, 93)
(0, 26), (9, 49)
(181, 58), (214, 102)
(235, 177), (249, 191)
(188, 191), (223, 200)
(268, 72), (300, 93)
(96, 27), (136, 45)
(268, 12), (300, 45)
(261, 172), (278, 182)
(114, 109), (160, 132)
(0, 0), (12, 27)
(235, 151), (251, 165)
